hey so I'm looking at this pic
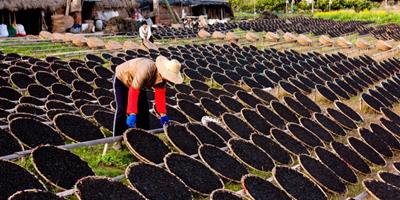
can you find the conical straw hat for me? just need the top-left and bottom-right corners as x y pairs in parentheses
(156, 55), (183, 84)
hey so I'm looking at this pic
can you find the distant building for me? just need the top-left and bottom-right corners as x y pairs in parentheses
(138, 0), (233, 25)
(0, 0), (139, 35)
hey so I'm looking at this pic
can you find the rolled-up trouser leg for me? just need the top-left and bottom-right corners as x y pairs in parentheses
(136, 89), (150, 130)
(112, 78), (129, 136)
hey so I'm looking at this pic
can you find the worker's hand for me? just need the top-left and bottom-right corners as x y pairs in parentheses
(126, 114), (137, 128)
(160, 115), (171, 126)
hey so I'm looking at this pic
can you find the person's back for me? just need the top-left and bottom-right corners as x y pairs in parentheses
(115, 58), (159, 89)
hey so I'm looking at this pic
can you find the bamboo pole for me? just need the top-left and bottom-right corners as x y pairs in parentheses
(0, 40), (52, 46)
(163, 0), (179, 24)
(354, 191), (368, 200)
(0, 128), (163, 161)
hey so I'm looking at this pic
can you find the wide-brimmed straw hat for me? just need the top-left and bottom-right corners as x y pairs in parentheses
(156, 56), (183, 84)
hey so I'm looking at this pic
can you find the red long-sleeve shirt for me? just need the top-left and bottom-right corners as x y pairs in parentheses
(127, 86), (166, 114)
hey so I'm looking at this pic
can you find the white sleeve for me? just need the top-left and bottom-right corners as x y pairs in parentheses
(139, 27), (144, 39)
(147, 28), (152, 40)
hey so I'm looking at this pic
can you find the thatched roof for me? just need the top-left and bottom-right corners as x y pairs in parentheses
(0, 0), (141, 11)
(96, 0), (140, 9)
(0, 0), (65, 11)
(165, 0), (229, 6)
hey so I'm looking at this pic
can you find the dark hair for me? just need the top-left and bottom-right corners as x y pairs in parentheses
(141, 21), (147, 26)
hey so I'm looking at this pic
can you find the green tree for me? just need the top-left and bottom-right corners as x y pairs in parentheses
(229, 0), (287, 12)
(229, 0), (243, 11)
(230, 0), (378, 13)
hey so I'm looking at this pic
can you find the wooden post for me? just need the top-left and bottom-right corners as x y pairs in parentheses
(163, 0), (179, 24)
(285, 0), (289, 13)
(153, 0), (160, 24)
(311, 0), (314, 13)
(253, 0), (256, 19)
(66, 0), (71, 16)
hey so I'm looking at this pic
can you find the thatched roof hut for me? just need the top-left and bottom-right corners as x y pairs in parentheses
(0, 0), (140, 11)
(96, 0), (140, 9)
(0, 0), (65, 11)
(146, 0), (232, 25)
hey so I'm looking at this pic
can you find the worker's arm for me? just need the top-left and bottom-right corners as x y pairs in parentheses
(147, 27), (152, 40)
(126, 86), (139, 128)
(126, 87), (140, 114)
(139, 27), (145, 39)
(155, 85), (170, 126)
(154, 86), (167, 115)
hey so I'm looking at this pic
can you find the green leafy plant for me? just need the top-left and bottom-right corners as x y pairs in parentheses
(229, 0), (286, 12)
(314, 10), (400, 24)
